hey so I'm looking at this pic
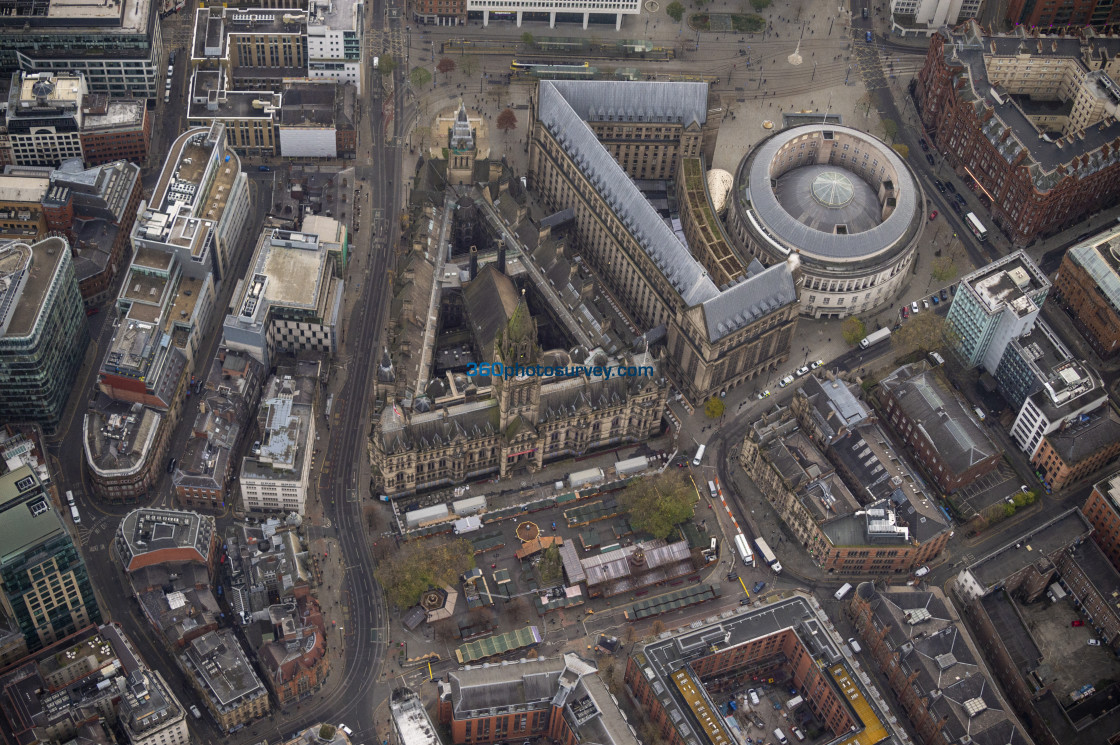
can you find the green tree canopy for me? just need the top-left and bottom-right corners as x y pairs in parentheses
(892, 312), (948, 354)
(521, 31), (536, 46)
(409, 66), (432, 89)
(378, 55), (397, 76)
(704, 397), (725, 419)
(666, 1), (685, 20)
(374, 537), (475, 608)
(881, 118), (899, 143)
(841, 317), (867, 346)
(619, 472), (697, 539)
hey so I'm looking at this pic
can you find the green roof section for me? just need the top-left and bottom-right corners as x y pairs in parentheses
(0, 465), (64, 565)
(455, 625), (542, 664)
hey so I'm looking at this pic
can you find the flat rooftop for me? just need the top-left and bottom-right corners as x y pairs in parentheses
(0, 237), (67, 341)
(83, 99), (145, 131)
(0, 470), (61, 565)
(0, 175), (49, 204)
(117, 508), (215, 567)
(1066, 223), (1120, 314)
(188, 70), (280, 122)
(183, 630), (266, 708)
(965, 508), (1092, 590)
(959, 250), (1049, 318)
(232, 229), (332, 329)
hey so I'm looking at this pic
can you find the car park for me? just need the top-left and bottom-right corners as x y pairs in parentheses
(911, 301), (920, 314)
(795, 366), (810, 377)
(779, 375), (795, 387)
(810, 359), (823, 369)
(757, 389), (771, 399)
(934, 179), (945, 193)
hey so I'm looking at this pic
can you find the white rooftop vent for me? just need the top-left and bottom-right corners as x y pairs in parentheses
(963, 697), (987, 717)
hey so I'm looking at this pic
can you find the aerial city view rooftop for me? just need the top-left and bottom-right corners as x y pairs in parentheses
(1, 0), (1120, 743)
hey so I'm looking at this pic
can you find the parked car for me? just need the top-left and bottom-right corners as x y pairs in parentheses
(929, 210), (938, 220)
(945, 181), (956, 193)
(339, 725), (354, 736)
(940, 288), (948, 301)
(919, 139), (928, 151)
(911, 301), (920, 314)
(753, 580), (766, 593)
(931, 294), (939, 305)
(779, 375), (795, 388)
(925, 153), (936, 166)
(757, 389), (771, 400)
(810, 359), (824, 369)
(1072, 620), (1085, 627)
(954, 192), (967, 206)
(900, 306), (909, 319)
(914, 565), (930, 577)
(795, 365), (810, 377)
(749, 689), (761, 706)
(950, 283), (957, 295)
(1088, 639), (1102, 646)
(189, 705), (201, 719)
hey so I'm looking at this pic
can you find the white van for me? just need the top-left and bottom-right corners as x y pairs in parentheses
(708, 480), (718, 499)
(834, 583), (853, 601)
(848, 637), (862, 654)
(773, 728), (789, 745)
(792, 727), (806, 741)
(748, 689), (760, 706)
(692, 444), (706, 466)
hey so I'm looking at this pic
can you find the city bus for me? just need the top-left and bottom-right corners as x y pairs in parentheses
(965, 212), (988, 241)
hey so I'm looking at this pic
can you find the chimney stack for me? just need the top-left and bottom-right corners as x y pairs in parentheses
(469, 246), (478, 280)
(497, 239), (506, 275)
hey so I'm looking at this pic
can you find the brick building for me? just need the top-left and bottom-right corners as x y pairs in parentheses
(412, 0), (466, 25)
(1083, 469), (1120, 569)
(257, 597), (329, 706)
(1052, 224), (1120, 359)
(1053, 540), (1120, 648)
(625, 594), (900, 745)
(1030, 405), (1120, 491)
(878, 362), (1001, 493)
(849, 583), (1031, 745)
(115, 508), (217, 578)
(915, 22), (1120, 246)
(1005, 0), (1120, 32)
(77, 96), (151, 166)
(438, 653), (637, 745)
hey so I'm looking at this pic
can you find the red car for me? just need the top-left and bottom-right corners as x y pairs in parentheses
(900, 306), (910, 319)
(1072, 620), (1085, 627)
(929, 210), (938, 221)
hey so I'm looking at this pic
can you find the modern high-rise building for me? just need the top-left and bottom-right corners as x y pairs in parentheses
(945, 250), (1050, 370)
(0, 236), (88, 432)
(0, 0), (165, 99)
(0, 465), (101, 652)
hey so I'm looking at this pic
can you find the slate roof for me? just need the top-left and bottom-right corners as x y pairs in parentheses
(536, 81), (796, 342)
(1043, 406), (1120, 464)
(462, 264), (519, 360)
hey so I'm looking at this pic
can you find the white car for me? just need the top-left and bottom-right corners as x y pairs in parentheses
(810, 359), (824, 370)
(914, 565), (930, 577)
(922, 298), (930, 309)
(757, 389), (771, 400)
(795, 366), (810, 377)
(339, 724), (354, 736)
(748, 688), (760, 706)
(779, 375), (795, 388)
(911, 301), (920, 314)
(1088, 639), (1102, 646)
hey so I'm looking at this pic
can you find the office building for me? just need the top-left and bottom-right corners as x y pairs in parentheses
(725, 124), (924, 319)
(84, 399), (170, 504)
(741, 399), (951, 574)
(0, 465), (101, 652)
(1052, 223), (1120, 359)
(132, 124), (250, 283)
(0, 236), (88, 433)
(0, 0), (165, 98)
(439, 653), (638, 745)
(44, 157), (144, 305)
(306, 0), (363, 91)
(468, 0), (639, 28)
(992, 317), (1078, 411)
(625, 594), (905, 745)
(915, 22), (1120, 246)
(1009, 359), (1107, 458)
(528, 81), (798, 402)
(190, 7), (308, 87)
(256, 596), (329, 706)
(240, 365), (317, 514)
(115, 508), (217, 577)
(879, 361), (1002, 493)
(1053, 539), (1120, 647)
(181, 629), (270, 732)
(278, 83), (358, 158)
(222, 227), (344, 367)
(174, 348), (263, 510)
(1005, 0), (1120, 32)
(391, 688), (441, 745)
(945, 250), (1050, 370)
(1029, 404), (1120, 491)
(0, 173), (48, 242)
(1083, 469), (1120, 570)
(413, 0), (466, 25)
(889, 0), (983, 36)
(849, 584), (1031, 745)
(119, 667), (191, 745)
(77, 96), (151, 167)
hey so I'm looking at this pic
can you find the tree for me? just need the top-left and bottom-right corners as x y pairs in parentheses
(496, 108), (518, 135)
(619, 471), (697, 540)
(521, 31), (535, 47)
(931, 255), (957, 282)
(666, 1), (685, 21)
(881, 118), (900, 143)
(460, 54), (479, 77)
(378, 54), (398, 76)
(409, 66), (432, 89)
(537, 545), (563, 584)
(436, 57), (456, 76)
(892, 312), (947, 354)
(374, 538), (475, 608)
(704, 396), (725, 419)
(841, 317), (867, 346)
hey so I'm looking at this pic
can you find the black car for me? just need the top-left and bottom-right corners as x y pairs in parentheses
(940, 288), (948, 301)
(949, 200), (962, 214)
(954, 192), (967, 206)
(925, 153), (936, 166)
(934, 179), (945, 193)
(945, 181), (957, 193)
(950, 283), (957, 295)
(919, 139), (929, 151)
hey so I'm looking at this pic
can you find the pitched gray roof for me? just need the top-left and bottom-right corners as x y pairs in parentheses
(536, 81), (796, 342)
